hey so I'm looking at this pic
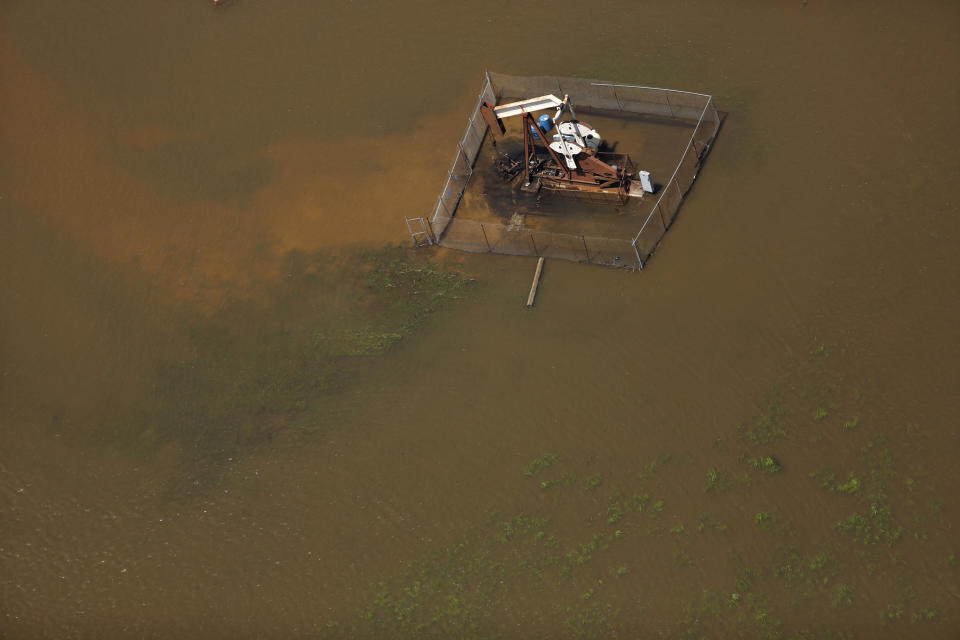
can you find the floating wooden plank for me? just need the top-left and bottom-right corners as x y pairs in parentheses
(526, 257), (545, 308)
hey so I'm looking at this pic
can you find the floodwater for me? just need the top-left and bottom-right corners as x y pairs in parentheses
(1, 1), (958, 638)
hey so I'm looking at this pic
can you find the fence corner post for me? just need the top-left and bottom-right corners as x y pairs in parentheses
(633, 240), (644, 270)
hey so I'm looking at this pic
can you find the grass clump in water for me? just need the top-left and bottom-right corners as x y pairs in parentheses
(841, 417), (860, 431)
(705, 467), (730, 491)
(836, 475), (862, 495)
(737, 394), (789, 445)
(565, 534), (607, 567)
(834, 493), (903, 546)
(584, 474), (604, 490)
(523, 453), (559, 477)
(631, 493), (650, 512)
(606, 502), (624, 525)
(748, 456), (782, 474)
(833, 584), (854, 608)
(810, 343), (834, 357)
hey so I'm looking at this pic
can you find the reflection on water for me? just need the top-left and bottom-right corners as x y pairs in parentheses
(1, 1), (958, 637)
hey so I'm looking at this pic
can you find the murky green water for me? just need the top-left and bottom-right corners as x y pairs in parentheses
(2, 1), (958, 638)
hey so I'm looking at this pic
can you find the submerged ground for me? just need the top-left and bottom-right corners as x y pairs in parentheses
(1, 1), (958, 638)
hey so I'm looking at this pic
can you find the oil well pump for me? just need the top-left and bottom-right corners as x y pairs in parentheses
(480, 94), (653, 201)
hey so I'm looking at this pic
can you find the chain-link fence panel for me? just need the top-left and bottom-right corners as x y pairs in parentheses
(658, 179), (685, 228)
(634, 207), (667, 261)
(691, 105), (718, 158)
(530, 230), (588, 262)
(663, 89), (710, 121)
(611, 85), (674, 118)
(432, 217), (488, 253)
(460, 117), (485, 160)
(675, 145), (700, 195)
(556, 77), (621, 112)
(482, 223), (536, 257)
(583, 236), (638, 267)
(433, 150), (472, 222)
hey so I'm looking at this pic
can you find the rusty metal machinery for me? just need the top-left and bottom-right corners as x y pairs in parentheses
(480, 94), (645, 202)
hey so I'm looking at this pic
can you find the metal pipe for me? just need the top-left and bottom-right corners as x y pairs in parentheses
(590, 82), (713, 99)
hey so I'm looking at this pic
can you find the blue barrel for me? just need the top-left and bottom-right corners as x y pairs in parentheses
(538, 114), (553, 133)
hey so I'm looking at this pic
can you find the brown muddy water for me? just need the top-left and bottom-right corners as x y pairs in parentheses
(1, 1), (959, 638)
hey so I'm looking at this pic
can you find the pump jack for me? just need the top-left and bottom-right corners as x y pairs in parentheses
(480, 94), (634, 200)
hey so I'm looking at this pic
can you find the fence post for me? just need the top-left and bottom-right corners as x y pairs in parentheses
(529, 231), (538, 255)
(656, 203), (666, 231)
(613, 86), (623, 112)
(665, 91), (675, 118)
(633, 240), (644, 270)
(480, 223), (491, 252)
(581, 236), (590, 263)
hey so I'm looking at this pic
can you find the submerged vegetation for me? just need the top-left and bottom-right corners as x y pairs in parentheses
(747, 456), (782, 474)
(354, 342), (956, 637)
(524, 453), (559, 477)
(148, 246), (473, 476)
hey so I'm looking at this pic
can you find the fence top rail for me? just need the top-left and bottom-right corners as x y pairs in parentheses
(590, 82), (713, 100)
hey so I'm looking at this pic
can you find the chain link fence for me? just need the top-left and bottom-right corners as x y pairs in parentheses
(414, 72), (721, 270)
